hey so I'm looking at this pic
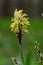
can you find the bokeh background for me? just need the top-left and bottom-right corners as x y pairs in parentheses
(0, 0), (43, 65)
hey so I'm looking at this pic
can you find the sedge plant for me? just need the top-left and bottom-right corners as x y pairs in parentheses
(35, 41), (43, 65)
(10, 9), (30, 65)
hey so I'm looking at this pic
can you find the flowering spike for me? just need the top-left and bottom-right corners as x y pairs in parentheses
(10, 9), (30, 33)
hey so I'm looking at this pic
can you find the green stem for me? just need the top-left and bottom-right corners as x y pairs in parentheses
(19, 44), (24, 65)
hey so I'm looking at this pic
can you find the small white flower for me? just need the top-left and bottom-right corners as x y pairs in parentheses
(41, 13), (43, 16)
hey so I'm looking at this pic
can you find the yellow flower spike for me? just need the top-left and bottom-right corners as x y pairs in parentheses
(10, 9), (30, 65)
(10, 9), (30, 33)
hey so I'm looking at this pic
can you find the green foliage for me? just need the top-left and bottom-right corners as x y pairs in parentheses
(0, 18), (43, 65)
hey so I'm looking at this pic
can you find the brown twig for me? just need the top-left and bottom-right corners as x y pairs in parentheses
(11, 57), (20, 65)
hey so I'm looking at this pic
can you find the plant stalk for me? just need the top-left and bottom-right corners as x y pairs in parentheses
(19, 44), (24, 65)
(17, 24), (24, 65)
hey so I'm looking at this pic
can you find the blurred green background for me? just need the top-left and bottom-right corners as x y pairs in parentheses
(0, 0), (43, 65)
(0, 18), (43, 65)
